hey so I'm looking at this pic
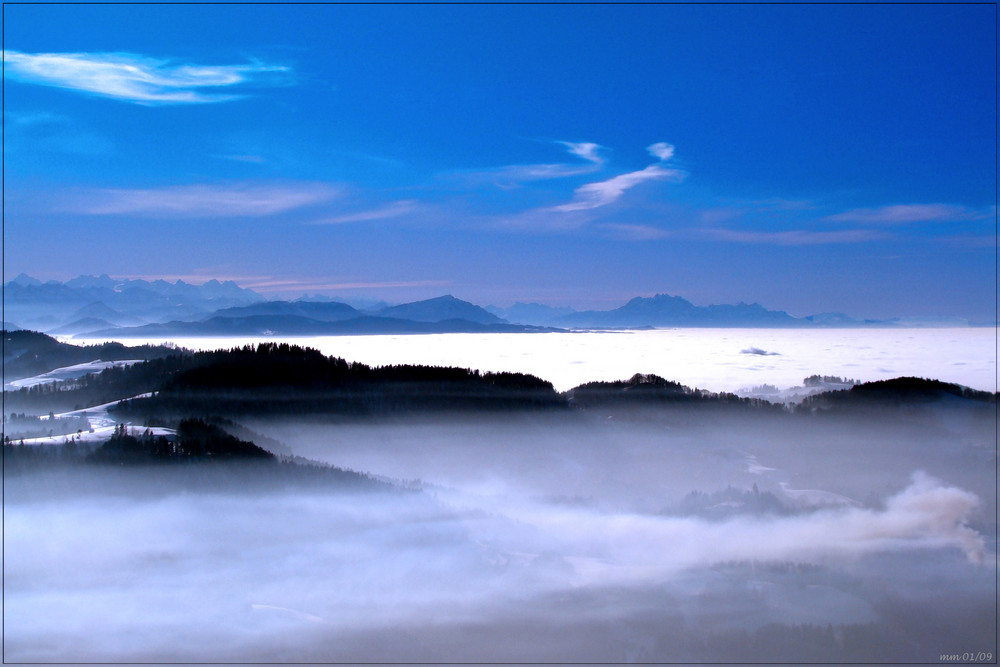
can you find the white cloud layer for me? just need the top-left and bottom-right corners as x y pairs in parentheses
(510, 471), (985, 587)
(3, 50), (288, 105)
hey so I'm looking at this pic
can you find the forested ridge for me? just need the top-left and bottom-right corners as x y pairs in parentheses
(3, 329), (183, 380)
(6, 337), (996, 421)
(4, 341), (565, 417)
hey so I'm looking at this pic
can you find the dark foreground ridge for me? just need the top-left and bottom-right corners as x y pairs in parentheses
(3, 329), (184, 381)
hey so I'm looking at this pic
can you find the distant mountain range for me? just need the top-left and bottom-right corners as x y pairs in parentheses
(4, 273), (264, 333)
(1, 274), (978, 337)
(88, 314), (556, 338)
(554, 294), (801, 328)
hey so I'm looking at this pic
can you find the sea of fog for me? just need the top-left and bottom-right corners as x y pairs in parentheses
(7, 326), (997, 662)
(77, 327), (996, 392)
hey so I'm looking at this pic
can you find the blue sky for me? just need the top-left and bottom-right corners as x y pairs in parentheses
(3, 4), (996, 319)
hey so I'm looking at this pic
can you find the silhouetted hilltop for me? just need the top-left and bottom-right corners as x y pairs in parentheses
(98, 343), (565, 419)
(567, 373), (776, 410)
(799, 376), (996, 412)
(67, 301), (144, 327)
(88, 419), (275, 465)
(3, 329), (186, 382)
(46, 318), (119, 336)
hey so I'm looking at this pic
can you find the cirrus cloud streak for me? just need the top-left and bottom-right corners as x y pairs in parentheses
(551, 141), (685, 212)
(3, 50), (289, 105)
(826, 204), (990, 225)
(72, 182), (339, 218)
(311, 200), (420, 225)
(451, 140), (606, 186)
(698, 228), (890, 246)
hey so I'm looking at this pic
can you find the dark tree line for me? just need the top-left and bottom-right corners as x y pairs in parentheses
(797, 376), (998, 414)
(6, 339), (994, 427)
(113, 343), (567, 420)
(567, 373), (779, 411)
(87, 420), (274, 464)
(6, 342), (566, 417)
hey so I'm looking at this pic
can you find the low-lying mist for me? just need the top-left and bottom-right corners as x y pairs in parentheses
(5, 405), (995, 662)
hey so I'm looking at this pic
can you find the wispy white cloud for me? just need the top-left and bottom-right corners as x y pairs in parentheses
(560, 141), (604, 165)
(700, 228), (889, 245)
(452, 140), (605, 185)
(549, 140), (686, 212)
(311, 200), (419, 225)
(553, 164), (685, 212)
(646, 142), (675, 161)
(73, 182), (339, 218)
(3, 50), (289, 105)
(826, 204), (987, 225)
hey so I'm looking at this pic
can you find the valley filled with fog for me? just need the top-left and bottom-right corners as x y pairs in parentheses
(4, 329), (997, 662)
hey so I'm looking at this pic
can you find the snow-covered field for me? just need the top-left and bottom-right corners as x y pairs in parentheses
(7, 393), (171, 445)
(3, 359), (142, 389)
(12, 424), (176, 446)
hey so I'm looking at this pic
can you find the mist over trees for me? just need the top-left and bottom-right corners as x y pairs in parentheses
(3, 332), (996, 663)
